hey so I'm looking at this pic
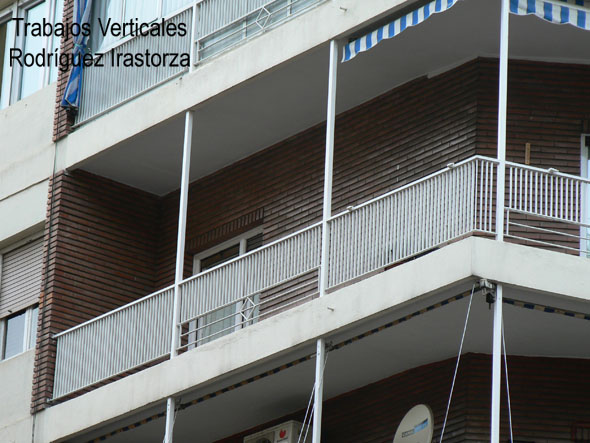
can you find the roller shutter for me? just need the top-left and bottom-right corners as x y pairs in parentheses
(0, 237), (44, 318)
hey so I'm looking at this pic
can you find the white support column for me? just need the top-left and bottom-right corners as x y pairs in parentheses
(492, 0), (509, 441)
(319, 39), (339, 297)
(491, 284), (503, 443)
(495, 0), (510, 242)
(313, 39), (338, 443)
(312, 338), (326, 443)
(165, 110), (194, 443)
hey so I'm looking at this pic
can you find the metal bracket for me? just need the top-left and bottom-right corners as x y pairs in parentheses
(477, 278), (497, 308)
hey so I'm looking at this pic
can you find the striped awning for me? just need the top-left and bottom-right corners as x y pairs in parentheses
(342, 0), (459, 62)
(510, 0), (590, 30)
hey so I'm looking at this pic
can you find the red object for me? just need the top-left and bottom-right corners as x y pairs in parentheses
(279, 429), (287, 438)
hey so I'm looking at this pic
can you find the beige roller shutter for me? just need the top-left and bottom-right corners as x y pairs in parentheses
(0, 237), (44, 318)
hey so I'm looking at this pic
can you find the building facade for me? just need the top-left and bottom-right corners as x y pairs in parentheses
(1, 0), (590, 441)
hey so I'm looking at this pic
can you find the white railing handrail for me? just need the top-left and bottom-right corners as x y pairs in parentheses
(53, 156), (498, 341)
(53, 285), (175, 338)
(506, 160), (590, 184)
(328, 155), (498, 221)
(179, 222), (322, 285)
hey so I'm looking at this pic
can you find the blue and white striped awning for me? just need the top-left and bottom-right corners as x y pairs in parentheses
(342, 0), (459, 62)
(510, 0), (590, 30)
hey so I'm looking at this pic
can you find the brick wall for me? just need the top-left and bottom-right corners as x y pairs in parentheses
(31, 170), (160, 412)
(53, 0), (75, 141)
(215, 354), (590, 442)
(477, 59), (590, 252)
(35, 58), (590, 407)
(155, 59), (480, 288)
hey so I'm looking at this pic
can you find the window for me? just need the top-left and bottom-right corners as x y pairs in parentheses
(89, 0), (191, 53)
(0, 305), (38, 360)
(0, 234), (43, 360)
(190, 229), (263, 346)
(0, 0), (64, 109)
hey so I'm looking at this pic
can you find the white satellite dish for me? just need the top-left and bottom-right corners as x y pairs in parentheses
(392, 404), (434, 443)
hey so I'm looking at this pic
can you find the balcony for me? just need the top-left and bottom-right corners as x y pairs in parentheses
(75, 0), (326, 125)
(51, 155), (590, 400)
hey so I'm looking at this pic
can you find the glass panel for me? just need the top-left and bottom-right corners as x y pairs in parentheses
(3, 311), (25, 360)
(200, 244), (240, 271)
(49, 0), (64, 83)
(90, 0), (123, 52)
(199, 305), (236, 344)
(0, 18), (15, 109)
(28, 306), (39, 350)
(20, 2), (47, 99)
(124, 0), (158, 23)
(162, 0), (192, 16)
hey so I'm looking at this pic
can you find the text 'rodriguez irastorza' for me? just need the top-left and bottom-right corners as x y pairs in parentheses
(9, 17), (190, 71)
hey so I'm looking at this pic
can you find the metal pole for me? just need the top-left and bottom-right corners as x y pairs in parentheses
(491, 283), (503, 443)
(165, 110), (194, 443)
(313, 39), (338, 443)
(495, 0), (509, 242)
(492, 0), (509, 440)
(319, 39), (338, 297)
(312, 338), (326, 443)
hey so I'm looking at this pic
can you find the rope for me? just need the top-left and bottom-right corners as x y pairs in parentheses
(300, 349), (329, 443)
(298, 382), (315, 443)
(502, 319), (514, 443)
(88, 289), (472, 442)
(439, 284), (476, 442)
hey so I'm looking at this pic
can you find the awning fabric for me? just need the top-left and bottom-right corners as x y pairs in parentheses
(342, 0), (459, 62)
(61, 0), (93, 110)
(510, 0), (590, 30)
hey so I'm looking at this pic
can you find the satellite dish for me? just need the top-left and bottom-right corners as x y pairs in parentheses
(392, 404), (434, 443)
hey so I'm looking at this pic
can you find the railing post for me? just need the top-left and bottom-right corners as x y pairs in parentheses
(313, 38), (338, 443)
(165, 109), (194, 443)
(492, 0), (509, 441)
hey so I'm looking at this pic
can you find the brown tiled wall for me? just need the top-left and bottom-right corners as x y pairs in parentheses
(215, 354), (590, 442)
(155, 59), (480, 288)
(36, 59), (590, 408)
(53, 0), (75, 141)
(31, 170), (160, 412)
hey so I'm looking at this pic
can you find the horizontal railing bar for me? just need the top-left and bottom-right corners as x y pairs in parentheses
(197, 0), (300, 43)
(180, 224), (321, 286)
(508, 220), (590, 241)
(507, 161), (590, 184)
(179, 278), (318, 338)
(53, 285), (175, 338)
(180, 266), (319, 324)
(329, 156), (498, 221)
(179, 292), (317, 349)
(505, 233), (585, 254)
(506, 208), (590, 228)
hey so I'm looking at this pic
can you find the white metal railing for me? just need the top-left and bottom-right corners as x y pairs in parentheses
(178, 223), (321, 326)
(506, 162), (590, 254)
(327, 156), (497, 288)
(195, 0), (325, 61)
(74, 0), (325, 125)
(53, 286), (174, 399)
(75, 8), (192, 125)
(52, 156), (590, 399)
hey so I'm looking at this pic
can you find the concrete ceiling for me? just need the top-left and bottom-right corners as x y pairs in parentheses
(72, 283), (590, 442)
(79, 0), (590, 196)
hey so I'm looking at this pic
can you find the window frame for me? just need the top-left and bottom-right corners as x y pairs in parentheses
(0, 0), (63, 109)
(190, 227), (263, 347)
(89, 0), (193, 55)
(0, 231), (43, 360)
(0, 305), (39, 361)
